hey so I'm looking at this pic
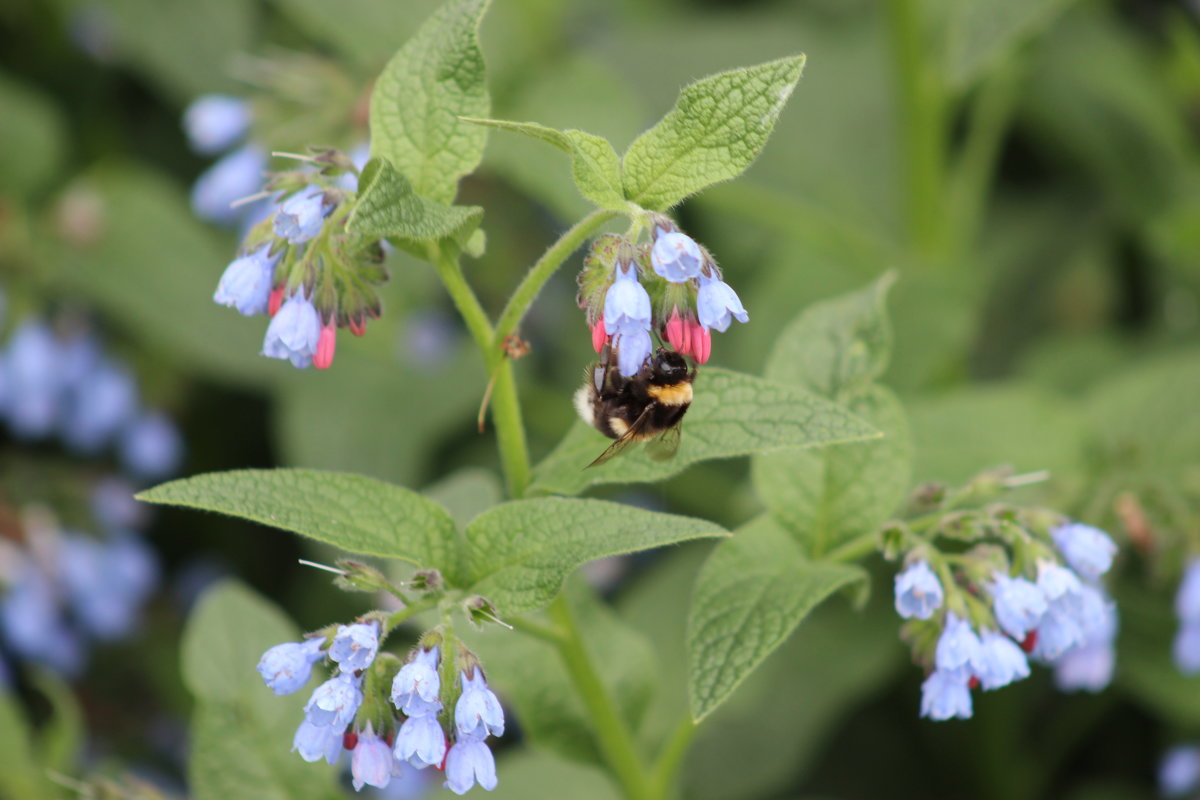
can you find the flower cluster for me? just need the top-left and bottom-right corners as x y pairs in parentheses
(0, 317), (183, 478)
(258, 620), (506, 795)
(893, 519), (1118, 721)
(184, 94), (267, 230)
(208, 146), (386, 371)
(1174, 558), (1200, 674)
(577, 216), (747, 376)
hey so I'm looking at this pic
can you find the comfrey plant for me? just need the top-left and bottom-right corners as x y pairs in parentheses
(131, 2), (1143, 799)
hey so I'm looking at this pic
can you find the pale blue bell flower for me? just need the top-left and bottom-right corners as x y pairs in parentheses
(4, 320), (65, 439)
(1055, 637), (1116, 692)
(391, 646), (442, 717)
(1174, 621), (1200, 675)
(893, 560), (943, 620)
(989, 572), (1047, 640)
(1160, 745), (1200, 797)
(120, 411), (184, 479)
(1176, 558), (1200, 624)
(183, 94), (252, 155)
(61, 359), (138, 454)
(975, 631), (1031, 690)
(613, 328), (652, 378)
(274, 186), (331, 244)
(304, 673), (363, 729)
(351, 724), (395, 791)
(603, 265), (652, 337)
(262, 292), (322, 369)
(191, 144), (267, 225)
(935, 612), (983, 673)
(213, 246), (278, 316)
(455, 669), (505, 739)
(443, 733), (498, 795)
(919, 668), (972, 721)
(293, 719), (345, 765)
(650, 230), (703, 282)
(330, 622), (379, 674)
(258, 638), (326, 695)
(395, 712), (447, 769)
(1051, 522), (1118, 581)
(696, 272), (748, 333)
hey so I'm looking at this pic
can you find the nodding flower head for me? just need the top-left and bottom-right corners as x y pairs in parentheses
(262, 291), (322, 369)
(603, 263), (652, 337)
(893, 560), (943, 620)
(273, 186), (333, 244)
(213, 245), (279, 316)
(455, 668), (505, 739)
(696, 272), (749, 333)
(183, 94), (252, 155)
(390, 646), (442, 717)
(1051, 522), (1117, 581)
(650, 229), (703, 283)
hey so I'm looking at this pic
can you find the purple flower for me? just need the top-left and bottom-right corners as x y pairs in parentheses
(58, 532), (157, 640)
(60, 359), (138, 454)
(351, 724), (395, 791)
(293, 719), (344, 765)
(935, 612), (983, 673)
(893, 560), (943, 620)
(258, 638), (326, 695)
(613, 328), (652, 378)
(262, 292), (321, 369)
(1160, 745), (1200, 797)
(696, 273), (748, 333)
(975, 631), (1030, 690)
(4, 320), (64, 439)
(989, 572), (1047, 640)
(455, 669), (504, 739)
(650, 230), (703, 282)
(1051, 522), (1117, 581)
(191, 144), (267, 225)
(444, 733), (497, 795)
(395, 713), (447, 769)
(1176, 558), (1200, 624)
(304, 673), (363, 729)
(1036, 561), (1083, 607)
(120, 411), (184, 479)
(274, 186), (331, 244)
(0, 562), (82, 674)
(213, 246), (278, 316)
(329, 622), (379, 674)
(603, 265), (652, 337)
(183, 95), (252, 155)
(90, 476), (147, 531)
(1174, 622), (1200, 675)
(919, 668), (972, 721)
(391, 646), (442, 717)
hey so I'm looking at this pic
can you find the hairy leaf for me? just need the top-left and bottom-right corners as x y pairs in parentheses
(347, 157), (483, 246)
(369, 0), (490, 204)
(138, 469), (458, 573)
(531, 367), (878, 496)
(687, 516), (866, 721)
(463, 497), (727, 615)
(622, 55), (804, 210)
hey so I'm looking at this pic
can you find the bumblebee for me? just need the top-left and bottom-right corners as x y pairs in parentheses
(573, 346), (696, 467)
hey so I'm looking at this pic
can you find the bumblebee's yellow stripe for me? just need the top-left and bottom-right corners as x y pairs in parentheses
(646, 382), (693, 406)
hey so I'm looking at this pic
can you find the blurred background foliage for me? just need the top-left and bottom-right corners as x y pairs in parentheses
(2, 0), (1200, 798)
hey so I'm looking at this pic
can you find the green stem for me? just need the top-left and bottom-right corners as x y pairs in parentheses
(649, 716), (695, 799)
(384, 597), (440, 632)
(429, 242), (494, 355)
(825, 531), (881, 564)
(549, 593), (653, 800)
(489, 359), (531, 498)
(885, 0), (946, 258)
(493, 209), (617, 347)
(508, 615), (565, 645)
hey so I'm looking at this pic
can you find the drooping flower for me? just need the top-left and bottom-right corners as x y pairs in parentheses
(350, 723), (395, 791)
(989, 572), (1047, 640)
(1160, 745), (1200, 798)
(919, 668), (972, 721)
(1174, 622), (1200, 675)
(313, 320), (337, 370)
(650, 230), (703, 282)
(119, 411), (184, 479)
(974, 631), (1031, 690)
(262, 292), (322, 368)
(274, 186), (331, 244)
(213, 246), (278, 316)
(3, 320), (65, 439)
(603, 264), (651, 337)
(304, 672), (363, 729)
(191, 144), (267, 225)
(293, 719), (344, 765)
(444, 733), (498, 795)
(395, 712), (447, 769)
(391, 646), (442, 717)
(696, 272), (748, 333)
(329, 622), (379, 674)
(60, 359), (138, 454)
(1051, 522), (1117, 581)
(183, 94), (252, 155)
(455, 669), (505, 739)
(1176, 558), (1200, 624)
(258, 638), (326, 695)
(935, 612), (983, 673)
(893, 560), (943, 620)
(58, 531), (157, 640)
(613, 328), (652, 378)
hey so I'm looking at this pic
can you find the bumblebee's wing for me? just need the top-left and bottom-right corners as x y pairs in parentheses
(586, 404), (657, 469)
(646, 422), (682, 462)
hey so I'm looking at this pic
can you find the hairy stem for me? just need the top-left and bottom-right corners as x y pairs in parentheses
(549, 593), (653, 800)
(429, 243), (494, 356)
(489, 359), (531, 498)
(649, 716), (695, 799)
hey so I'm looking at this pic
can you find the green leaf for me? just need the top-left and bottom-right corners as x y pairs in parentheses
(944, 0), (1080, 90)
(0, 690), (41, 800)
(183, 581), (339, 800)
(622, 55), (805, 210)
(138, 469), (459, 572)
(687, 516), (866, 721)
(463, 497), (727, 615)
(423, 467), (503, 530)
(752, 385), (911, 556)
(29, 673), (82, 776)
(468, 579), (657, 764)
(462, 118), (626, 210)
(531, 367), (879, 496)
(0, 72), (66, 199)
(369, 0), (491, 204)
(765, 272), (896, 402)
(347, 157), (483, 246)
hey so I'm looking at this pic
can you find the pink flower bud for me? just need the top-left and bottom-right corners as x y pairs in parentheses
(313, 322), (337, 370)
(691, 323), (711, 364)
(591, 317), (608, 353)
(268, 286), (285, 317)
(349, 315), (366, 337)
(665, 310), (689, 355)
